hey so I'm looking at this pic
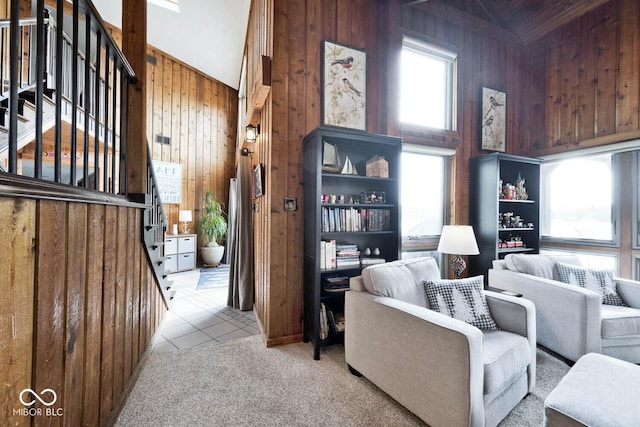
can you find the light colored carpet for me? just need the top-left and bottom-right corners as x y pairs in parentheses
(116, 336), (570, 426)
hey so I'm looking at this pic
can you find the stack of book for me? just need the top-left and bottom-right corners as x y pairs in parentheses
(336, 244), (360, 268)
(320, 239), (336, 269)
(322, 276), (350, 292)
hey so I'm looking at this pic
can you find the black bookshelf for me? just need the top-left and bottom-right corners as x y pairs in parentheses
(303, 126), (401, 360)
(469, 153), (541, 281)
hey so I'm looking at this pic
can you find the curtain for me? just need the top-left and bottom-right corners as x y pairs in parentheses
(227, 155), (254, 310)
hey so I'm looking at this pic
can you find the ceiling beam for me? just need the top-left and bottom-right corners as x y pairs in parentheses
(409, 0), (522, 45)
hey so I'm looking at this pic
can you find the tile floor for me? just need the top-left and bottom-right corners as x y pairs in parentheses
(153, 266), (259, 354)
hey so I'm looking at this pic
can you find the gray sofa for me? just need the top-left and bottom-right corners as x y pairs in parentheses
(345, 257), (536, 427)
(489, 254), (640, 363)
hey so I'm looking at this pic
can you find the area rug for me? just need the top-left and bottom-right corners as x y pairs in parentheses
(116, 335), (570, 426)
(196, 264), (230, 290)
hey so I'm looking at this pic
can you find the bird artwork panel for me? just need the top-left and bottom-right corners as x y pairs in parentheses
(481, 87), (506, 152)
(323, 40), (367, 130)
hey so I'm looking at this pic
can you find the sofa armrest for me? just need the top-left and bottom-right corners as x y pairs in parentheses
(485, 291), (536, 391)
(345, 290), (485, 427)
(616, 278), (640, 308)
(489, 268), (601, 362)
(349, 275), (366, 292)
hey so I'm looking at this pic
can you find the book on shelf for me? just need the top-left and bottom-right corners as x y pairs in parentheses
(320, 303), (329, 340)
(321, 206), (391, 232)
(360, 257), (385, 266)
(325, 307), (345, 335)
(322, 275), (350, 292)
(320, 239), (337, 269)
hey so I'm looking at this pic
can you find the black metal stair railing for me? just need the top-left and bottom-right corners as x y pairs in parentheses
(1, 0), (135, 195)
(141, 142), (174, 307)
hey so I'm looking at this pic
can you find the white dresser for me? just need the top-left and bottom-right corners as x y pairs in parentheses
(165, 234), (197, 273)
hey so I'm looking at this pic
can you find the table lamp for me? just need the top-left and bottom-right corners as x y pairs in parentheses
(179, 210), (192, 234)
(437, 225), (480, 279)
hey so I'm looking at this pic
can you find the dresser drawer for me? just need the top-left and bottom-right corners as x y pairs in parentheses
(165, 237), (178, 255)
(177, 253), (195, 270)
(178, 236), (196, 253)
(165, 254), (177, 272)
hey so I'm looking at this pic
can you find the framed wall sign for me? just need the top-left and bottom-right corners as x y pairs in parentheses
(152, 160), (182, 203)
(322, 40), (367, 131)
(481, 87), (507, 152)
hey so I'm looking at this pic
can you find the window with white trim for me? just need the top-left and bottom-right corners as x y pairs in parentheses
(399, 37), (456, 130)
(541, 153), (617, 243)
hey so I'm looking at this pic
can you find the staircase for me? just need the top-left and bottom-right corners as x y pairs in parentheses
(1, 0), (174, 307)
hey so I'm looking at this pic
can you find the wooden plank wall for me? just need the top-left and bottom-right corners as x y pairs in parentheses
(247, 0), (395, 346)
(0, 196), (166, 426)
(514, 0), (640, 157)
(146, 48), (238, 245)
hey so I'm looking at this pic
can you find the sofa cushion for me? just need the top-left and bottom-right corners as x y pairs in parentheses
(504, 254), (581, 280)
(482, 330), (531, 396)
(556, 262), (627, 306)
(424, 276), (498, 330)
(601, 305), (640, 338)
(361, 257), (440, 307)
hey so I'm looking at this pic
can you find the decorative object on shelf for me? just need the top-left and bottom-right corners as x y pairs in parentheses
(199, 191), (228, 266)
(341, 156), (358, 175)
(372, 247), (380, 256)
(366, 155), (389, 178)
(179, 210), (192, 234)
(322, 40), (367, 131)
(253, 163), (264, 198)
(361, 191), (385, 204)
(437, 225), (480, 279)
(503, 183), (516, 200)
(322, 141), (341, 172)
(172, 224), (178, 235)
(515, 173), (528, 200)
(481, 87), (506, 152)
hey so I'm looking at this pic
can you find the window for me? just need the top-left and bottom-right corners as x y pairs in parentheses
(541, 154), (617, 243)
(541, 249), (618, 274)
(400, 146), (451, 258)
(399, 37), (456, 130)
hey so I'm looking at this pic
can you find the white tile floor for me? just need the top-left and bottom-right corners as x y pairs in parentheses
(153, 266), (259, 354)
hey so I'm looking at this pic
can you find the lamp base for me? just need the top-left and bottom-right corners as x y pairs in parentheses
(181, 222), (190, 234)
(450, 254), (466, 280)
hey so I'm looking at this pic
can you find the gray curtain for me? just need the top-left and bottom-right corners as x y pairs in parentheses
(227, 155), (254, 310)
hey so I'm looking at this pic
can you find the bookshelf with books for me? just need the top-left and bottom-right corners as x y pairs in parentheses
(303, 126), (401, 360)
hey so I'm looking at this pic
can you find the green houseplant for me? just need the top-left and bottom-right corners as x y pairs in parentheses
(199, 191), (228, 265)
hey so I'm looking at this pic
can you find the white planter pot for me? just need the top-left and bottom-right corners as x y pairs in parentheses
(201, 245), (224, 265)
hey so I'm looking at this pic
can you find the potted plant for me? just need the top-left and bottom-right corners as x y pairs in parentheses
(199, 191), (228, 266)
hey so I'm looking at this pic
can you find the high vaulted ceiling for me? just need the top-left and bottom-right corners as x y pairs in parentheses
(92, 0), (250, 90)
(407, 0), (613, 44)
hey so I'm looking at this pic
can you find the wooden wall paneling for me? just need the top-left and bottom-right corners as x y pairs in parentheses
(123, 208), (136, 382)
(594, 1), (618, 138)
(202, 78), (212, 199)
(138, 258), (148, 360)
(170, 61), (182, 164)
(528, 42), (546, 152)
(577, 12), (597, 142)
(545, 31), (561, 148)
(112, 207), (128, 398)
(187, 70), (197, 213)
(0, 199), (35, 427)
(131, 209), (142, 370)
(336, 0), (350, 42)
(161, 55), (173, 162)
(33, 200), (66, 426)
(558, 22), (578, 145)
(83, 204), (104, 426)
(194, 74), (204, 222)
(151, 52), (164, 159)
(616, 0), (639, 133)
(100, 205), (117, 425)
(177, 67), (190, 225)
(64, 203), (88, 426)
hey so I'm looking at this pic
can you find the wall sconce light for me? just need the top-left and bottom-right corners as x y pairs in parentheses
(246, 124), (260, 143)
(178, 210), (192, 234)
(240, 147), (253, 156)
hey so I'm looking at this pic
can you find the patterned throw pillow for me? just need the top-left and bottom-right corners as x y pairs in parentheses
(424, 276), (499, 330)
(556, 262), (627, 306)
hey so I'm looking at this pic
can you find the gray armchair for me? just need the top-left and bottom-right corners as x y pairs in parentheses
(490, 254), (640, 363)
(345, 257), (536, 427)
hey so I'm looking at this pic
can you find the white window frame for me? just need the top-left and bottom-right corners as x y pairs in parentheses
(399, 36), (457, 131)
(540, 153), (620, 247)
(400, 144), (453, 258)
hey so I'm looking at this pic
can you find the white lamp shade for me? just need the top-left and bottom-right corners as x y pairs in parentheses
(437, 225), (479, 255)
(178, 210), (192, 222)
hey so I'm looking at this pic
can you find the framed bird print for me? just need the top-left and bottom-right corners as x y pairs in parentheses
(481, 86), (506, 152)
(322, 40), (367, 131)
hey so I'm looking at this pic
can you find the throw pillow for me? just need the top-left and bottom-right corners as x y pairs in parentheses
(556, 262), (627, 306)
(424, 276), (499, 330)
